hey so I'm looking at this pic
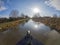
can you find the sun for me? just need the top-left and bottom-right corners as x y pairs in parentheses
(34, 25), (38, 28)
(33, 8), (40, 13)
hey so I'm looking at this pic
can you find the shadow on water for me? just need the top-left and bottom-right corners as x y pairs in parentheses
(0, 19), (60, 45)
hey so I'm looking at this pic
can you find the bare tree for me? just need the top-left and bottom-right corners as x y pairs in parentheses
(9, 10), (19, 18)
(33, 13), (40, 18)
(21, 13), (25, 18)
(53, 14), (57, 18)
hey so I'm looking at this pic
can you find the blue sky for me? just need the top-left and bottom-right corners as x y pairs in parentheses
(0, 0), (60, 17)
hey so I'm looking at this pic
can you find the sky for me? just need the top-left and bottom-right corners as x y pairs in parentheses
(0, 0), (60, 17)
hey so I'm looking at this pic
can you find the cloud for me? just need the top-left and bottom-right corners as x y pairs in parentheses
(0, 0), (7, 11)
(45, 0), (60, 10)
(0, 15), (9, 18)
(0, 6), (7, 11)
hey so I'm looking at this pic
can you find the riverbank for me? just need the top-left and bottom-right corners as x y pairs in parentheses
(0, 19), (28, 32)
(32, 18), (60, 32)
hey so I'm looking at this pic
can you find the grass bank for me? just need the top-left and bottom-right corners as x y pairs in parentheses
(32, 18), (60, 32)
(0, 19), (28, 32)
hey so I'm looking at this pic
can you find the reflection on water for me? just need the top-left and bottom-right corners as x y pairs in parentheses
(19, 19), (51, 36)
(0, 19), (60, 45)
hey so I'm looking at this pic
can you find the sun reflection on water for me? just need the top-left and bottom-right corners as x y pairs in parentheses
(34, 24), (38, 28)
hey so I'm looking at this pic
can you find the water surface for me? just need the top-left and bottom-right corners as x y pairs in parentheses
(0, 19), (60, 45)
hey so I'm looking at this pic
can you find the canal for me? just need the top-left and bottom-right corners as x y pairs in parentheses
(0, 19), (60, 45)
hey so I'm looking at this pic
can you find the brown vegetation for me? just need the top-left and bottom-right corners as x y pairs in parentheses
(33, 17), (60, 32)
(0, 19), (27, 32)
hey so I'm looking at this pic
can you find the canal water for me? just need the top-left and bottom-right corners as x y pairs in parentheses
(0, 19), (60, 45)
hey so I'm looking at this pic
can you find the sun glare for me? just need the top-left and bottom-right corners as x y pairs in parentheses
(33, 8), (40, 13)
(34, 25), (38, 28)
(30, 16), (33, 18)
